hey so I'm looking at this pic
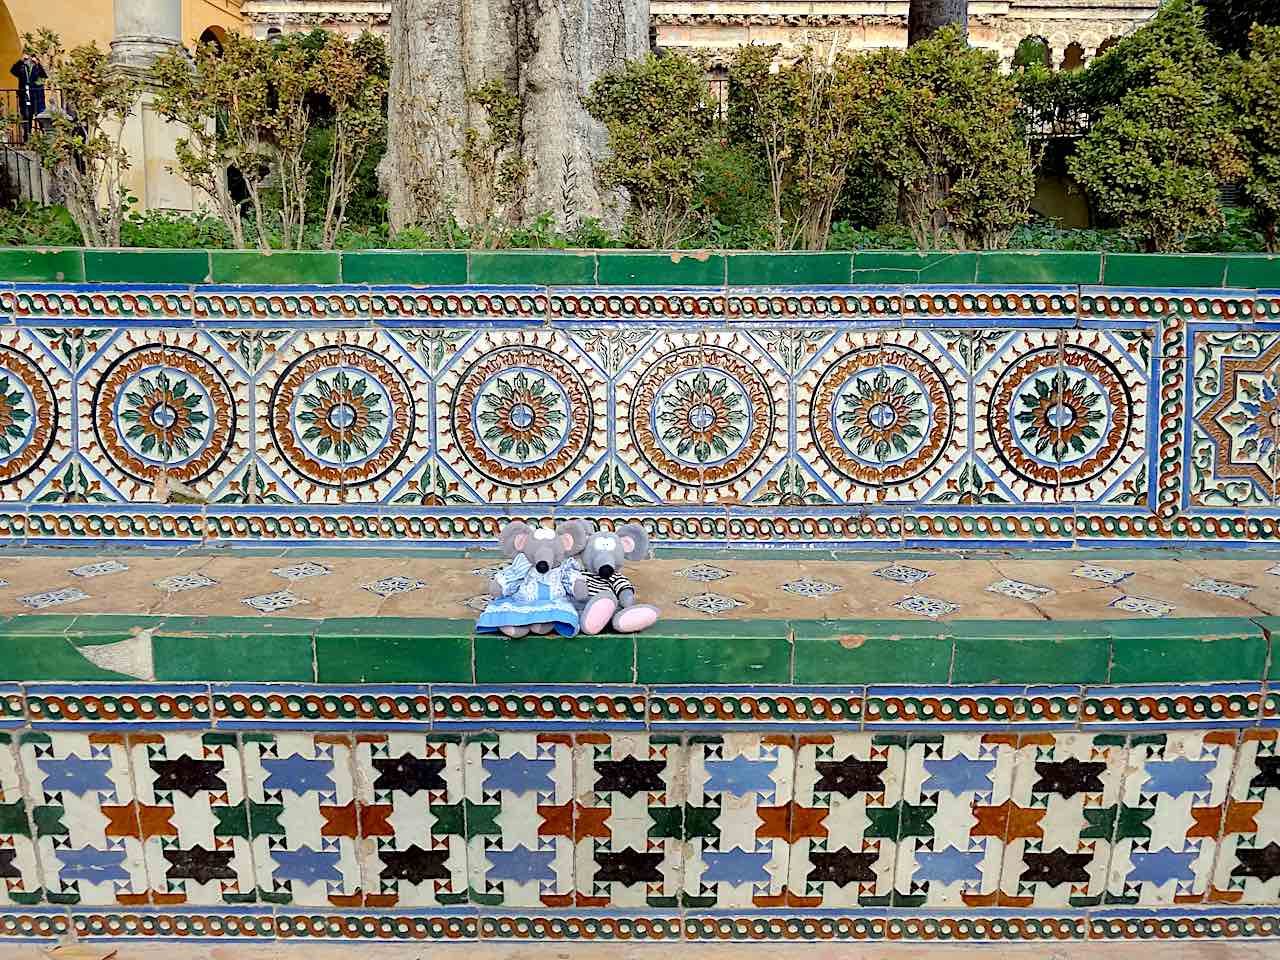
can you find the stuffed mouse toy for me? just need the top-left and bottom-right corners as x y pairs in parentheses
(572, 522), (660, 634)
(476, 520), (589, 638)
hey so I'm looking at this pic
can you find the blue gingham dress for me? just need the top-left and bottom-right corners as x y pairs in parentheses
(475, 554), (582, 636)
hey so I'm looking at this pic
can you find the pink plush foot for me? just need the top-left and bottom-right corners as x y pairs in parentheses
(580, 596), (617, 635)
(501, 625), (529, 638)
(612, 604), (659, 634)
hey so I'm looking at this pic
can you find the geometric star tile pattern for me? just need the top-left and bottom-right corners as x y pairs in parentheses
(573, 733), (686, 908)
(998, 733), (1125, 908)
(788, 733), (906, 907)
(462, 732), (574, 907)
(129, 731), (256, 905)
(19, 731), (147, 904)
(239, 733), (362, 906)
(353, 733), (468, 907)
(1212, 730), (1280, 905)
(892, 734), (1016, 907)
(1106, 731), (1237, 906)
(2, 727), (1280, 911)
(682, 734), (794, 908)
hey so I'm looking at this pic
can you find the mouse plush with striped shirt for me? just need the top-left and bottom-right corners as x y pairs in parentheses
(571, 523), (660, 635)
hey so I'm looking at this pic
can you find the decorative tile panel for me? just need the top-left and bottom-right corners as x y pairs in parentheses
(463, 732), (574, 906)
(436, 328), (606, 504)
(240, 733), (362, 906)
(0, 327), (73, 504)
(998, 733), (1126, 908)
(1, 280), (1277, 544)
(1107, 730), (1237, 905)
(1212, 730), (1280, 905)
(572, 733), (685, 908)
(788, 733), (906, 907)
(892, 733), (1016, 907)
(0, 734), (40, 904)
(1189, 330), (1280, 510)
(20, 731), (147, 904)
(353, 733), (468, 907)
(129, 732), (256, 905)
(682, 734), (793, 908)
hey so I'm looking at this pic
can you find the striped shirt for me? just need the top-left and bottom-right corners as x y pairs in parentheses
(579, 572), (633, 601)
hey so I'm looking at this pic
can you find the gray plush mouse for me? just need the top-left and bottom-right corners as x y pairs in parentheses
(571, 522), (660, 634)
(475, 520), (590, 638)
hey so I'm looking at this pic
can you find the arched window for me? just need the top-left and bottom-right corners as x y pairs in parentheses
(266, 27), (283, 40)
(1012, 35), (1051, 69)
(1060, 41), (1085, 71)
(198, 26), (226, 55)
(1096, 36), (1120, 56)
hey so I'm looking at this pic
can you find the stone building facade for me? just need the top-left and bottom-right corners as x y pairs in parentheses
(242, 0), (1158, 68)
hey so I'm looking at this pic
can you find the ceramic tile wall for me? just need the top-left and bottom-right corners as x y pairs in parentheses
(4, 726), (1279, 912)
(0, 284), (1273, 546)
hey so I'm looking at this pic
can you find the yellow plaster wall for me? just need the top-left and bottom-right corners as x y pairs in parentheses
(0, 0), (244, 80)
(184, 0), (245, 48)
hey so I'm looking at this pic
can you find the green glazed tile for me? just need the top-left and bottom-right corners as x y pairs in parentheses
(209, 250), (341, 284)
(468, 251), (595, 285)
(316, 617), (472, 683)
(976, 251), (1102, 285)
(792, 620), (952, 684)
(726, 253), (851, 286)
(0, 623), (135, 681)
(0, 615), (82, 636)
(152, 616), (316, 682)
(1224, 255), (1280, 291)
(1110, 618), (1266, 683)
(475, 632), (632, 684)
(340, 251), (467, 285)
(597, 251), (725, 286)
(84, 249), (210, 284)
(1103, 254), (1227, 288)
(1251, 618), (1280, 681)
(0, 248), (83, 282)
(951, 621), (1110, 685)
(852, 251), (978, 283)
(638, 619), (791, 684)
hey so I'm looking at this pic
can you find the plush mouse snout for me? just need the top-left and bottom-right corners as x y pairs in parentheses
(598, 564), (615, 579)
(535, 559), (550, 573)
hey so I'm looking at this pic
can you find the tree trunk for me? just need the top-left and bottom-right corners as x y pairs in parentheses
(907, 0), (968, 45)
(380, 0), (648, 233)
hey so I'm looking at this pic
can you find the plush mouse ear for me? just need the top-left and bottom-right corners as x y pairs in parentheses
(616, 523), (650, 561)
(557, 520), (589, 556)
(498, 520), (533, 557)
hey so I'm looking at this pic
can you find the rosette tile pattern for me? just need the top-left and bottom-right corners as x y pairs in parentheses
(0, 282), (1269, 546)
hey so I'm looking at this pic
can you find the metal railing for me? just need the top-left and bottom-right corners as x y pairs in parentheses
(0, 87), (63, 147)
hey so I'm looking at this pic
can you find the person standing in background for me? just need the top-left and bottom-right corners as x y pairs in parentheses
(10, 51), (46, 144)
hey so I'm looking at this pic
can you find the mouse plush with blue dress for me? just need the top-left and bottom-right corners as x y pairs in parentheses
(476, 520), (590, 638)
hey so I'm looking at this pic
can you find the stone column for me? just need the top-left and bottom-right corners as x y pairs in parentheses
(109, 0), (200, 214)
(110, 0), (183, 68)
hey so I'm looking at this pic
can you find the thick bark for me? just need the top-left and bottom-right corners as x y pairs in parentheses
(907, 0), (968, 45)
(381, 0), (647, 231)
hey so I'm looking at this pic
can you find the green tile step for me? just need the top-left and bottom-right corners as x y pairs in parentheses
(0, 614), (1271, 686)
(316, 617), (472, 683)
(637, 619), (792, 685)
(950, 620), (1111, 685)
(1109, 618), (1267, 684)
(152, 616), (318, 682)
(792, 619), (953, 685)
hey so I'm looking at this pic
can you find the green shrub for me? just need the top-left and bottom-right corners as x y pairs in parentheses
(1069, 1), (1244, 251)
(1194, 0), (1280, 53)
(1226, 26), (1280, 250)
(587, 52), (719, 248)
